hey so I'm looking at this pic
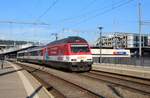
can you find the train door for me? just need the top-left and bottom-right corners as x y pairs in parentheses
(43, 48), (46, 63)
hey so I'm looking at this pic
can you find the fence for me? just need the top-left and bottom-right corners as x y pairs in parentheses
(93, 57), (150, 66)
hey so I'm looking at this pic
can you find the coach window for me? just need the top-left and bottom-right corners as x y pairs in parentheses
(30, 51), (33, 56)
(31, 51), (36, 56)
(18, 53), (24, 57)
(28, 52), (31, 56)
(35, 51), (38, 56)
(25, 52), (28, 56)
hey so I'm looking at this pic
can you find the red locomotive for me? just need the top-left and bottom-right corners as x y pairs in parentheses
(17, 36), (93, 71)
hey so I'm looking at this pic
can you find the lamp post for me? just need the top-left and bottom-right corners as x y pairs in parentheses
(98, 26), (103, 63)
(138, 1), (142, 65)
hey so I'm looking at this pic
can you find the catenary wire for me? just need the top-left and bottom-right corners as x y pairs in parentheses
(56, 0), (128, 23)
(36, 0), (59, 21)
(72, 0), (134, 27)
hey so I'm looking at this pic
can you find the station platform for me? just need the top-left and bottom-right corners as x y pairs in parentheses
(93, 63), (150, 79)
(0, 61), (53, 98)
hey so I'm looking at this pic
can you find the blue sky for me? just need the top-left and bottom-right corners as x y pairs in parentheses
(0, 0), (149, 44)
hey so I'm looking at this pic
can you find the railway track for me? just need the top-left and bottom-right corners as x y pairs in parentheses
(13, 62), (150, 98)
(14, 62), (102, 98)
(79, 70), (150, 96)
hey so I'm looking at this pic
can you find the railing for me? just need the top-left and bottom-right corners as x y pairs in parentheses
(93, 57), (150, 66)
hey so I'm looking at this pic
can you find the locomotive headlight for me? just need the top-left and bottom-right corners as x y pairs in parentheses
(71, 59), (77, 61)
(87, 59), (92, 61)
(80, 60), (84, 62)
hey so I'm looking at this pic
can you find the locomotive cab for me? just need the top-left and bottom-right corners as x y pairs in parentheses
(68, 44), (93, 71)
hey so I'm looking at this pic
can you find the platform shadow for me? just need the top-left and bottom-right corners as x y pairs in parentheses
(108, 85), (124, 98)
(29, 69), (39, 73)
(26, 85), (43, 98)
(2, 66), (13, 69)
(0, 68), (23, 76)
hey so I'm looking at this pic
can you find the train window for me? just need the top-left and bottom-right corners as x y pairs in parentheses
(30, 52), (33, 56)
(25, 52), (28, 56)
(18, 53), (24, 56)
(35, 51), (38, 56)
(28, 52), (31, 56)
(71, 44), (90, 53)
(29, 51), (38, 56)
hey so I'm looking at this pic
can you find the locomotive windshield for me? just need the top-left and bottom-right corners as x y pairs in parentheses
(71, 44), (90, 53)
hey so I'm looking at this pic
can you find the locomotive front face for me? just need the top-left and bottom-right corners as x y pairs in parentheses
(69, 44), (93, 63)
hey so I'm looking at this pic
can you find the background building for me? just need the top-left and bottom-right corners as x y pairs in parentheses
(96, 32), (150, 48)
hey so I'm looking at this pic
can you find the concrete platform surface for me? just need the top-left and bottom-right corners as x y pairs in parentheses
(93, 63), (150, 79)
(0, 61), (53, 98)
